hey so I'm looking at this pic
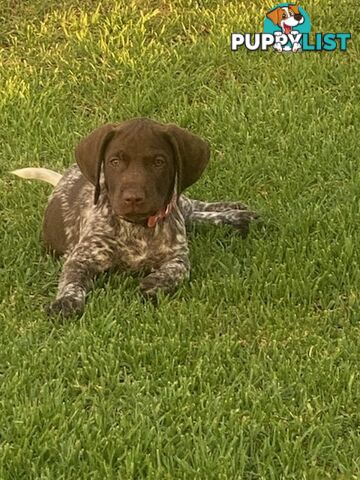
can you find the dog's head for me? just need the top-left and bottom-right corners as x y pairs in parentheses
(75, 118), (210, 224)
(266, 5), (304, 34)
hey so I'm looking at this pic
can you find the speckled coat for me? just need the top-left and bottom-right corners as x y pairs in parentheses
(43, 164), (257, 317)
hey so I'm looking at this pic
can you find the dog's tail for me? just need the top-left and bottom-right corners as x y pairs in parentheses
(11, 168), (62, 187)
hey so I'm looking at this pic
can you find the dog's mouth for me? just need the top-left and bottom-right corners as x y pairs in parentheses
(118, 212), (154, 224)
(112, 202), (159, 222)
(115, 195), (177, 227)
(282, 15), (303, 33)
(283, 23), (292, 34)
(112, 192), (177, 227)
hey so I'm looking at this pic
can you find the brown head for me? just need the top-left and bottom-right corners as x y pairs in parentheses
(75, 118), (210, 224)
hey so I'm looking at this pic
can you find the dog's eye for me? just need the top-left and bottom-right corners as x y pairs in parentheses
(110, 157), (121, 167)
(282, 13), (287, 18)
(153, 156), (166, 167)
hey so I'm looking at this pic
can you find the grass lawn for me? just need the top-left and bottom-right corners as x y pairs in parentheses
(1, 0), (359, 478)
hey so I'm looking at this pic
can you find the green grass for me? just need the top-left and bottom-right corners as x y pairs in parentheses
(1, 0), (359, 478)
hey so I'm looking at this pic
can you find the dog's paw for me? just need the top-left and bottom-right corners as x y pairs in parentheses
(292, 42), (302, 52)
(139, 274), (175, 299)
(224, 209), (258, 223)
(139, 275), (163, 298)
(45, 296), (85, 318)
(225, 210), (259, 238)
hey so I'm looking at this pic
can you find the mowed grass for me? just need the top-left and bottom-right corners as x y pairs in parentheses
(1, 0), (359, 478)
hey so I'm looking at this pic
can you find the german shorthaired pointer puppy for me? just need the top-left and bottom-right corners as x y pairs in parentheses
(12, 118), (257, 317)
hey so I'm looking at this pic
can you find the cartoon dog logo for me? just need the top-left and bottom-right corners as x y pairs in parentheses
(266, 4), (305, 52)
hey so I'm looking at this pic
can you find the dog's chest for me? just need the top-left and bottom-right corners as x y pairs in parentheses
(113, 220), (181, 272)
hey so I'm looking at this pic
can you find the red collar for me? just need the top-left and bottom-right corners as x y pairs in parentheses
(147, 193), (177, 228)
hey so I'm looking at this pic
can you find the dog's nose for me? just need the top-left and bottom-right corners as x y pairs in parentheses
(294, 14), (303, 21)
(123, 192), (145, 206)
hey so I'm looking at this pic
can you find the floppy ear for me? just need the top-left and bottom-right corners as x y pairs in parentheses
(75, 123), (116, 204)
(289, 5), (300, 15)
(164, 124), (210, 194)
(266, 7), (281, 26)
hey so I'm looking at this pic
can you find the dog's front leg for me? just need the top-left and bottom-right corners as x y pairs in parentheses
(291, 30), (302, 52)
(273, 32), (284, 52)
(140, 252), (190, 298)
(47, 237), (114, 317)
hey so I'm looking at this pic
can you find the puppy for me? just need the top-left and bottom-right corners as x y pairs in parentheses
(12, 118), (258, 317)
